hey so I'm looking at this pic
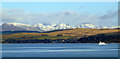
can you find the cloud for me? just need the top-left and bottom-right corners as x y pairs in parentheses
(2, 9), (118, 26)
(99, 10), (118, 19)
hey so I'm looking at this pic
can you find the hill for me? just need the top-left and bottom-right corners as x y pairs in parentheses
(1, 28), (119, 43)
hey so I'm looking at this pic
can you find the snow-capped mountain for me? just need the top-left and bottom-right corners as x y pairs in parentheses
(1, 23), (27, 31)
(7, 23), (31, 27)
(77, 23), (109, 29)
(1, 23), (74, 31)
(1, 22), (119, 32)
(109, 26), (120, 29)
(34, 23), (55, 31)
(34, 23), (74, 31)
(1, 23), (43, 31)
(54, 23), (74, 29)
(6, 23), (43, 31)
(77, 23), (96, 28)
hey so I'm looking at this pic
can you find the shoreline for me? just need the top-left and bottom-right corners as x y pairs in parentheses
(1, 43), (119, 44)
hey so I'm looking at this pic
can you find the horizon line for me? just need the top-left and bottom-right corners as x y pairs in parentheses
(2, 0), (120, 2)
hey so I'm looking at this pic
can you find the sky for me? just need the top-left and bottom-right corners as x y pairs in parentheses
(1, 2), (118, 26)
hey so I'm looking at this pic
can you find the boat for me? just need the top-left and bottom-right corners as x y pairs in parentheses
(98, 42), (107, 45)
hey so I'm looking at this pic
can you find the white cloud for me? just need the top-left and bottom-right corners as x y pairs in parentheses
(99, 10), (118, 19)
(2, 9), (118, 26)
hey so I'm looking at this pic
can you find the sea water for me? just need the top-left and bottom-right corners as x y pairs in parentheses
(1, 43), (119, 57)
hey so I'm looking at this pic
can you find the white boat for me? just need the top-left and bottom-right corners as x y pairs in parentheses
(98, 42), (107, 45)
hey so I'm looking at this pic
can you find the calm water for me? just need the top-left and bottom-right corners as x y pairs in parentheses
(2, 43), (119, 57)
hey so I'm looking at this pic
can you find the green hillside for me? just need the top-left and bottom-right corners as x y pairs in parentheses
(1, 28), (119, 43)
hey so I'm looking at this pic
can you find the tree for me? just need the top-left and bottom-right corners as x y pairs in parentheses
(41, 34), (48, 36)
(57, 34), (63, 36)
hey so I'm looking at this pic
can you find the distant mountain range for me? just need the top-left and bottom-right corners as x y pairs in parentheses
(0, 23), (119, 32)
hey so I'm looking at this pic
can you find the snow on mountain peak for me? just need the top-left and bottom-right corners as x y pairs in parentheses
(5, 23), (40, 31)
(51, 24), (57, 27)
(2, 22), (119, 32)
(7, 23), (31, 27)
(77, 23), (110, 29)
(109, 26), (120, 29)
(77, 23), (96, 28)
(54, 23), (73, 29)
(33, 23), (72, 31)
(34, 23), (44, 27)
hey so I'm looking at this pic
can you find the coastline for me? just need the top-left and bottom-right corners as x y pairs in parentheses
(1, 42), (119, 44)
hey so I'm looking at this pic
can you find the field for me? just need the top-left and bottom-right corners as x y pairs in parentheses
(1, 28), (120, 43)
